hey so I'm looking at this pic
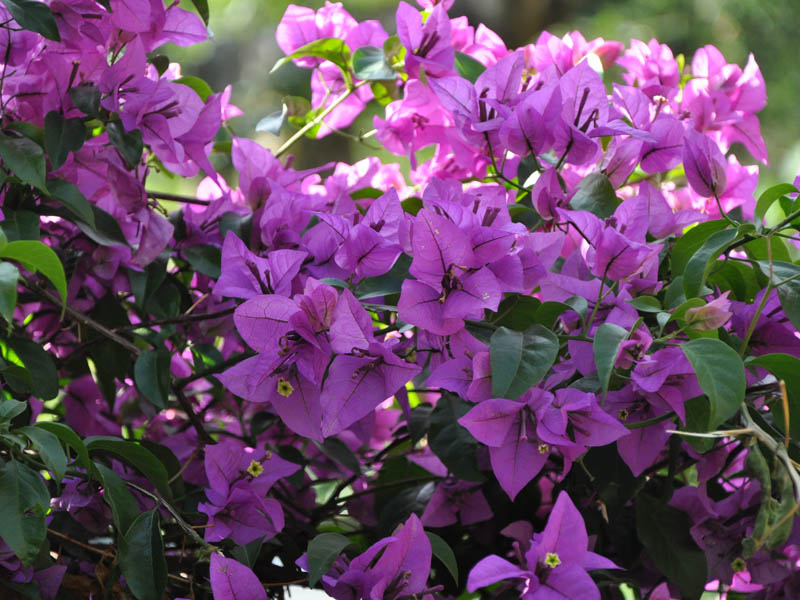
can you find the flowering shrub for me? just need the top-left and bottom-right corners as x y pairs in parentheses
(0, 0), (799, 598)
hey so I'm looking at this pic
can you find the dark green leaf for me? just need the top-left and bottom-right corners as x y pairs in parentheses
(1, 209), (39, 241)
(569, 172), (619, 218)
(426, 531), (458, 584)
(0, 460), (49, 565)
(46, 179), (95, 227)
(106, 122), (143, 170)
(454, 51), (485, 83)
(490, 325), (559, 399)
(681, 338), (745, 427)
(0, 261), (19, 323)
(758, 261), (800, 331)
(118, 511), (167, 600)
(7, 121), (44, 146)
(401, 197), (423, 215)
(271, 38), (352, 76)
(8, 337), (59, 400)
(94, 462), (138, 534)
(428, 394), (483, 482)
(744, 236), (792, 263)
(0, 131), (47, 191)
(593, 323), (628, 401)
(683, 228), (739, 298)
(190, 0), (209, 24)
(183, 244), (221, 279)
(86, 437), (172, 499)
(1, 0), (60, 40)
(174, 76), (213, 102)
(18, 425), (67, 483)
(0, 363), (34, 395)
(491, 295), (541, 331)
(636, 494), (707, 598)
(755, 183), (798, 222)
(355, 254), (410, 299)
(0, 240), (67, 316)
(44, 111), (86, 170)
(747, 354), (800, 440)
(627, 296), (662, 313)
(314, 438), (361, 474)
(219, 211), (253, 243)
(36, 422), (92, 473)
(231, 537), (264, 569)
(352, 45), (396, 81)
(306, 533), (353, 587)
(134, 348), (171, 410)
(75, 204), (128, 247)
(0, 398), (26, 422)
(68, 84), (101, 118)
(671, 220), (729, 275)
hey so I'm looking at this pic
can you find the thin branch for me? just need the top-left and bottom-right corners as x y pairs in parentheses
(113, 307), (235, 333)
(173, 385), (216, 445)
(147, 191), (211, 206)
(22, 279), (141, 355)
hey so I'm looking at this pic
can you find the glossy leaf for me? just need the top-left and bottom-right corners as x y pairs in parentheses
(44, 111), (86, 170)
(94, 462), (139, 535)
(68, 84), (101, 118)
(454, 51), (485, 83)
(86, 437), (172, 499)
(0, 261), (19, 323)
(593, 323), (628, 401)
(0, 459), (49, 565)
(47, 179), (95, 227)
(1, 0), (60, 41)
(183, 244), (221, 279)
(36, 422), (92, 473)
(134, 347), (171, 410)
(755, 183), (798, 223)
(0, 240), (67, 317)
(569, 172), (620, 218)
(106, 122), (143, 170)
(671, 220), (729, 275)
(352, 45), (396, 81)
(8, 336), (59, 400)
(175, 76), (213, 102)
(682, 228), (739, 298)
(426, 531), (458, 584)
(748, 353), (800, 440)
(681, 338), (745, 427)
(271, 38), (352, 76)
(306, 532), (353, 587)
(490, 325), (559, 399)
(18, 425), (67, 484)
(118, 511), (167, 600)
(0, 131), (47, 191)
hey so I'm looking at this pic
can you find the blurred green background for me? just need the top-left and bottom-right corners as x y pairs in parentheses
(166, 0), (800, 190)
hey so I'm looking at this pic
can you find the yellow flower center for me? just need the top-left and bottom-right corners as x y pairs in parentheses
(544, 552), (561, 568)
(538, 443), (549, 454)
(246, 460), (264, 478)
(276, 377), (294, 397)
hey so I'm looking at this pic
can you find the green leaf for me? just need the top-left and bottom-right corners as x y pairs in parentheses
(747, 353), (800, 440)
(755, 183), (798, 223)
(681, 338), (745, 427)
(627, 296), (662, 313)
(352, 45), (396, 81)
(0, 240), (67, 316)
(0, 131), (47, 192)
(75, 204), (128, 247)
(1, 0), (60, 41)
(306, 533), (353, 587)
(7, 336), (59, 400)
(18, 425), (67, 484)
(182, 244), (221, 279)
(635, 493), (707, 599)
(190, 0), (209, 24)
(683, 228), (739, 298)
(44, 111), (86, 170)
(255, 105), (287, 136)
(671, 220), (729, 275)
(86, 437), (172, 499)
(428, 393), (483, 482)
(94, 462), (139, 534)
(174, 76), (213, 101)
(134, 348), (171, 410)
(454, 51), (486, 83)
(569, 172), (620, 218)
(758, 261), (800, 331)
(7, 121), (44, 146)
(1, 210), (39, 242)
(36, 422), (92, 473)
(0, 363), (34, 395)
(314, 438), (361, 474)
(106, 122), (143, 170)
(0, 460), (49, 565)
(118, 510), (167, 600)
(0, 261), (19, 323)
(593, 323), (628, 401)
(271, 38), (352, 76)
(490, 325), (559, 399)
(0, 398), (26, 422)
(46, 179), (95, 227)
(426, 531), (458, 584)
(68, 84), (101, 118)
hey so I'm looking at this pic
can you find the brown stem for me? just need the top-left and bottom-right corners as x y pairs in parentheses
(113, 307), (235, 332)
(147, 191), (211, 206)
(173, 385), (216, 445)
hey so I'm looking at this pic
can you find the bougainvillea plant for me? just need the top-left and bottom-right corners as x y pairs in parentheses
(0, 0), (799, 598)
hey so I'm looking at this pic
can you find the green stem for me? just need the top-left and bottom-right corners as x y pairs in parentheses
(275, 81), (369, 159)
